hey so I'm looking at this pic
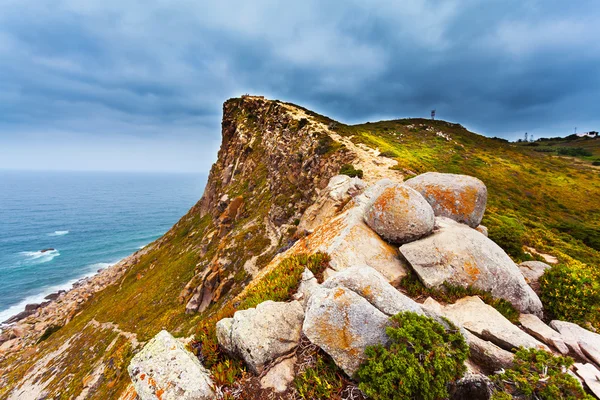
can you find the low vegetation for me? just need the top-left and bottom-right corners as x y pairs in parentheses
(356, 312), (469, 400)
(339, 163), (364, 178)
(491, 348), (594, 399)
(539, 261), (600, 330)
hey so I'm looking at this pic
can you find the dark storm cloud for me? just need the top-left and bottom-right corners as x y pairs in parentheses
(0, 0), (599, 171)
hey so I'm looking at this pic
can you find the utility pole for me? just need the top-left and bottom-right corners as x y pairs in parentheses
(525, 132), (528, 142)
(431, 110), (436, 121)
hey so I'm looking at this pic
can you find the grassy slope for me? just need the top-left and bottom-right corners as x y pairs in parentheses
(515, 135), (600, 164)
(334, 118), (600, 268)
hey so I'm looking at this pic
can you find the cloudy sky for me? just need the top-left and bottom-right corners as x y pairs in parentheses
(0, 0), (598, 172)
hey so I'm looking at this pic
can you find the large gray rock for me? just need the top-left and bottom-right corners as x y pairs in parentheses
(128, 330), (215, 400)
(551, 320), (600, 366)
(216, 300), (304, 374)
(404, 172), (487, 227)
(519, 314), (569, 355)
(364, 184), (435, 244)
(518, 261), (551, 294)
(464, 331), (515, 374)
(322, 265), (423, 316)
(400, 217), (543, 315)
(303, 287), (390, 376)
(293, 268), (320, 307)
(433, 296), (548, 352)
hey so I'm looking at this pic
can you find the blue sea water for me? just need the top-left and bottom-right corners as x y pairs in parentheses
(0, 171), (206, 323)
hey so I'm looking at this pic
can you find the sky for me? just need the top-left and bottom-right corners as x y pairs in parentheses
(0, 0), (599, 173)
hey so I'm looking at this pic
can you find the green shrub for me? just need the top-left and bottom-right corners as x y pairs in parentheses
(592, 160), (600, 166)
(487, 215), (526, 260)
(339, 164), (364, 178)
(492, 348), (594, 399)
(379, 150), (397, 158)
(556, 147), (593, 157)
(539, 261), (600, 330)
(37, 325), (62, 343)
(356, 312), (469, 400)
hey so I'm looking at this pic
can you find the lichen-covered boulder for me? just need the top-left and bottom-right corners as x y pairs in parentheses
(400, 217), (543, 315)
(303, 287), (390, 376)
(128, 330), (215, 400)
(216, 300), (304, 374)
(364, 184), (435, 244)
(322, 265), (423, 316)
(405, 172), (487, 227)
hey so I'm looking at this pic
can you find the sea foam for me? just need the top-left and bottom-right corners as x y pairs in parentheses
(48, 230), (69, 236)
(20, 249), (60, 264)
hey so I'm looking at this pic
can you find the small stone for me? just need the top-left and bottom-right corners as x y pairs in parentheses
(518, 261), (551, 293)
(260, 356), (296, 393)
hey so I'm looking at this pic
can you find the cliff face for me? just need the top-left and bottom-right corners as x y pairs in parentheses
(0, 96), (355, 399)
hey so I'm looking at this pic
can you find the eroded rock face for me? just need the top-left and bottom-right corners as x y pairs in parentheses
(518, 261), (551, 294)
(433, 296), (548, 352)
(128, 330), (215, 400)
(216, 300), (304, 374)
(364, 184), (435, 244)
(303, 287), (390, 376)
(322, 265), (423, 316)
(400, 217), (543, 315)
(404, 172), (487, 227)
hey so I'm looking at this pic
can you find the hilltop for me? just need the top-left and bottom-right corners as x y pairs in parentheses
(1, 96), (599, 399)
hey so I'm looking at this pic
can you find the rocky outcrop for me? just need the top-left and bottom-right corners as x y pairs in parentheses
(303, 286), (390, 376)
(404, 172), (487, 227)
(364, 184), (435, 244)
(400, 217), (543, 315)
(551, 320), (600, 366)
(519, 314), (569, 355)
(216, 300), (304, 374)
(518, 261), (551, 294)
(574, 363), (600, 398)
(321, 265), (423, 316)
(429, 296), (548, 352)
(128, 330), (215, 400)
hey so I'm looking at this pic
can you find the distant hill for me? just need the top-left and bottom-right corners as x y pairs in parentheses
(515, 134), (600, 165)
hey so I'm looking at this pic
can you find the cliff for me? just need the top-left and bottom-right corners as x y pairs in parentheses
(1, 96), (599, 399)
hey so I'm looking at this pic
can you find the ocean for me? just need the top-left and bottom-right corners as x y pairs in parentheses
(0, 170), (206, 323)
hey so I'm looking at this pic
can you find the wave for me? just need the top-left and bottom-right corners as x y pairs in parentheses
(20, 249), (60, 264)
(0, 259), (121, 327)
(48, 230), (69, 236)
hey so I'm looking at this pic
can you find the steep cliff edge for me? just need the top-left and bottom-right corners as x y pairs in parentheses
(1, 95), (599, 399)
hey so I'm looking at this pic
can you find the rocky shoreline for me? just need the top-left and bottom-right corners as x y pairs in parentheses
(0, 243), (155, 354)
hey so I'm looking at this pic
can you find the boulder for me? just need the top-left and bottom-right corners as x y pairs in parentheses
(303, 287), (390, 376)
(404, 172), (487, 227)
(449, 372), (494, 400)
(518, 261), (551, 293)
(550, 320), (600, 366)
(464, 331), (515, 373)
(364, 184), (435, 244)
(293, 268), (320, 307)
(400, 217), (543, 315)
(322, 265), (423, 316)
(434, 296), (548, 352)
(216, 300), (304, 374)
(475, 225), (488, 237)
(128, 330), (215, 400)
(574, 363), (600, 398)
(292, 205), (409, 286)
(518, 314), (569, 355)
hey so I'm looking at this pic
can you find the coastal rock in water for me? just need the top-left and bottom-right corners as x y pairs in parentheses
(404, 172), (487, 227)
(519, 314), (569, 355)
(322, 265), (423, 316)
(400, 217), (543, 315)
(128, 330), (215, 400)
(216, 300), (304, 374)
(303, 286), (390, 376)
(433, 296), (548, 352)
(364, 184), (435, 244)
(550, 320), (600, 366)
(518, 261), (551, 294)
